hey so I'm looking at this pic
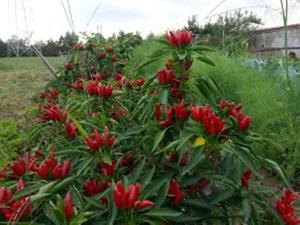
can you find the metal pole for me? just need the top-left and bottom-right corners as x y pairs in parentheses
(31, 45), (57, 77)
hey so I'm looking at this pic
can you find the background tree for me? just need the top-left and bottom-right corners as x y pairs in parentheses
(185, 11), (262, 56)
(58, 32), (79, 55)
(40, 40), (61, 56)
(0, 39), (7, 57)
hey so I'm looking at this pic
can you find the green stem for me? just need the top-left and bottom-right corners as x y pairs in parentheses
(280, 0), (290, 90)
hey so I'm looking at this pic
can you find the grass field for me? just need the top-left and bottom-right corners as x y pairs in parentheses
(0, 57), (65, 119)
(0, 56), (65, 164)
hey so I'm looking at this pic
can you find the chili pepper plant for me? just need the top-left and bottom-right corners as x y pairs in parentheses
(0, 31), (297, 225)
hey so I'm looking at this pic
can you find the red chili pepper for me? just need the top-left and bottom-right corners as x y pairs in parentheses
(64, 192), (74, 220)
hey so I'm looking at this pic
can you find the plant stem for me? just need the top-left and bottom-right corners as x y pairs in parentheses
(280, 0), (290, 90)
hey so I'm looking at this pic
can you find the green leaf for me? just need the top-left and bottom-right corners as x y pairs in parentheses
(176, 133), (194, 151)
(155, 140), (181, 154)
(242, 198), (252, 223)
(168, 214), (202, 222)
(31, 193), (52, 203)
(142, 73), (157, 89)
(264, 159), (291, 188)
(12, 182), (46, 200)
(192, 46), (215, 52)
(197, 75), (223, 100)
(77, 156), (94, 176)
(223, 145), (259, 176)
(145, 208), (182, 218)
(153, 182), (169, 209)
(183, 198), (212, 209)
(141, 166), (155, 188)
(155, 38), (170, 46)
(211, 189), (235, 205)
(53, 206), (66, 225)
(181, 148), (204, 175)
(253, 193), (285, 225)
(159, 89), (168, 105)
(149, 48), (168, 58)
(197, 55), (216, 66)
(152, 128), (168, 152)
(137, 57), (161, 70)
(176, 51), (187, 60)
(38, 181), (59, 194)
(0, 222), (45, 225)
(43, 203), (61, 225)
(129, 158), (146, 183)
(51, 176), (77, 193)
(142, 178), (169, 199)
(108, 197), (117, 225)
(68, 114), (88, 137)
(70, 213), (88, 225)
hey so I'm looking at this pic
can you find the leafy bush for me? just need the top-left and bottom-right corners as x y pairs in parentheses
(0, 31), (296, 225)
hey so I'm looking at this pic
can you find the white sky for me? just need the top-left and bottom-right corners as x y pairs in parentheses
(0, 0), (299, 42)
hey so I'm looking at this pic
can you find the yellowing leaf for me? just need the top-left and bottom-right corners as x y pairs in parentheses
(193, 137), (206, 147)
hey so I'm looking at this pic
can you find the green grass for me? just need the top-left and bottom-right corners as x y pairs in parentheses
(0, 119), (23, 165)
(0, 56), (65, 165)
(0, 56), (65, 71)
(0, 57), (65, 119)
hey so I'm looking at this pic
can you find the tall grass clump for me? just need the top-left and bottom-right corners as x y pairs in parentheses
(128, 38), (167, 73)
(191, 53), (300, 178)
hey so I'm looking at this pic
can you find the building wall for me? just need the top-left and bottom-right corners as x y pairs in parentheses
(253, 26), (300, 57)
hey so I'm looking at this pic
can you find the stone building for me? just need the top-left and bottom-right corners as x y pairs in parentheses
(252, 23), (300, 57)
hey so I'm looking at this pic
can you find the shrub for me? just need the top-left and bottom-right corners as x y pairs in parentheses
(0, 31), (295, 224)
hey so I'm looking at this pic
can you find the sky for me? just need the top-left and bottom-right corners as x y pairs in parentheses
(0, 0), (299, 42)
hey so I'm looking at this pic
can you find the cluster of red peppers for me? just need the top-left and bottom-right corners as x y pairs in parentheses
(39, 104), (67, 122)
(276, 190), (300, 225)
(83, 178), (111, 197)
(87, 81), (113, 97)
(167, 180), (185, 205)
(97, 46), (118, 62)
(114, 71), (145, 89)
(37, 151), (71, 180)
(185, 178), (209, 195)
(166, 31), (193, 47)
(112, 181), (154, 209)
(85, 127), (116, 152)
(40, 88), (59, 101)
(0, 150), (72, 221)
(0, 181), (31, 221)
(155, 31), (194, 100)
(70, 80), (84, 90)
(0, 151), (44, 179)
(83, 178), (110, 205)
(157, 68), (183, 100)
(98, 161), (116, 177)
(155, 99), (251, 137)
(156, 100), (190, 127)
(39, 103), (78, 139)
(219, 100), (251, 131)
(190, 104), (225, 136)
